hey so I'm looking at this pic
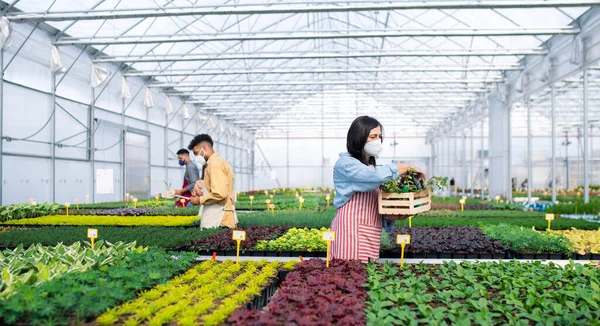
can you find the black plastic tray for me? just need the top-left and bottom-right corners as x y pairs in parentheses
(245, 270), (289, 310)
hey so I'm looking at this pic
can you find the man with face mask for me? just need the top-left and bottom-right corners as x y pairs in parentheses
(174, 149), (200, 207)
(188, 134), (237, 229)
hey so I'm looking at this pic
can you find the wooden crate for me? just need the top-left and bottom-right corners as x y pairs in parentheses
(378, 190), (431, 216)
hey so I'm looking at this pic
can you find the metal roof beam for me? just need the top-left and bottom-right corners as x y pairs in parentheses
(150, 78), (502, 88)
(55, 27), (578, 46)
(8, 1), (598, 22)
(166, 86), (493, 94)
(125, 65), (515, 77)
(94, 49), (544, 63)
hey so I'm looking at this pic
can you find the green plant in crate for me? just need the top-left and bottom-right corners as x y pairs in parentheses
(0, 241), (145, 298)
(381, 169), (447, 193)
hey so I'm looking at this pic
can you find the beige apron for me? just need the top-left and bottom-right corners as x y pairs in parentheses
(198, 180), (238, 229)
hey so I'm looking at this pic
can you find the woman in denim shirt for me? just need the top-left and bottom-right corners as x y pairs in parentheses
(330, 116), (424, 263)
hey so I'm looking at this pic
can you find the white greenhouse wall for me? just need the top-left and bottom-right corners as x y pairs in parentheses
(1, 22), (251, 205)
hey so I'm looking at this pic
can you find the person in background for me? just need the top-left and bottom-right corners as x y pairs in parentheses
(188, 134), (237, 228)
(174, 149), (199, 207)
(331, 116), (425, 263)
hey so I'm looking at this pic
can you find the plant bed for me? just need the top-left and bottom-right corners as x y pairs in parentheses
(548, 229), (600, 256)
(0, 241), (145, 298)
(0, 250), (197, 325)
(189, 226), (289, 252)
(0, 202), (63, 222)
(227, 259), (368, 325)
(483, 224), (572, 255)
(97, 260), (297, 326)
(365, 260), (600, 325)
(0, 226), (221, 249)
(2, 214), (200, 226)
(387, 226), (507, 256)
(254, 227), (329, 253)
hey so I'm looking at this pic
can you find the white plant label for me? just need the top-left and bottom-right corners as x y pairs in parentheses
(232, 230), (246, 241)
(396, 234), (411, 244)
(545, 214), (555, 221)
(322, 231), (336, 241)
(87, 228), (98, 239)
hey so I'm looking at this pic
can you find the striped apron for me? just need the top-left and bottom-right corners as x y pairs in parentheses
(330, 189), (382, 263)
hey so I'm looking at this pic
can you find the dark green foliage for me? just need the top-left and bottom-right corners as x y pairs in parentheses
(237, 208), (336, 228)
(546, 202), (600, 215)
(365, 261), (600, 325)
(0, 250), (197, 325)
(394, 214), (599, 230)
(0, 226), (220, 249)
(482, 224), (572, 253)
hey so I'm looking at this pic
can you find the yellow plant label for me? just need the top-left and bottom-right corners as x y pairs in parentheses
(396, 234), (411, 244)
(322, 231), (336, 241)
(545, 214), (555, 221)
(232, 230), (246, 241)
(87, 228), (98, 239)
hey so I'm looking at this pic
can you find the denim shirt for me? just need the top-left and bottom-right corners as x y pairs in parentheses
(333, 153), (399, 209)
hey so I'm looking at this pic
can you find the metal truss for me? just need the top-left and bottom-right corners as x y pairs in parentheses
(2, 0), (598, 140)
(6, 1), (598, 22)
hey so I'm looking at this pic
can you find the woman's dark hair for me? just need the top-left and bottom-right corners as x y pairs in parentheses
(346, 116), (383, 166)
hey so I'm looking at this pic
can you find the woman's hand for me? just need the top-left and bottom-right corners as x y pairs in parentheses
(396, 163), (426, 180)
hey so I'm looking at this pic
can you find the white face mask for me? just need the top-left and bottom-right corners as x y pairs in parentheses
(195, 153), (206, 169)
(364, 139), (383, 157)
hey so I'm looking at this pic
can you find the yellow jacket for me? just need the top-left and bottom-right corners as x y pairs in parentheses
(198, 152), (236, 228)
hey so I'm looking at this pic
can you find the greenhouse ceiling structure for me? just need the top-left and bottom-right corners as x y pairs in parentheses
(0, 1), (600, 205)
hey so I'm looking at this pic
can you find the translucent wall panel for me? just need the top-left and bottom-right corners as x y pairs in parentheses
(1, 156), (51, 204)
(55, 160), (91, 204)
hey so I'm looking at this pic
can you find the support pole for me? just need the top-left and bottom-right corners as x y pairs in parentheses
(454, 134), (458, 196)
(121, 97), (126, 201)
(480, 119), (484, 199)
(583, 67), (589, 203)
(527, 94), (532, 203)
(462, 131), (467, 197)
(164, 111), (168, 192)
(0, 49), (3, 205)
(251, 138), (255, 190)
(507, 104), (513, 201)
(90, 87), (96, 203)
(430, 141), (435, 179)
(551, 84), (557, 203)
(51, 71), (56, 203)
(286, 122), (290, 188)
(470, 126), (474, 197)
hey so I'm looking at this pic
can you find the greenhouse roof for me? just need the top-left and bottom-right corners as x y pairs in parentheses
(3, 1), (597, 138)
